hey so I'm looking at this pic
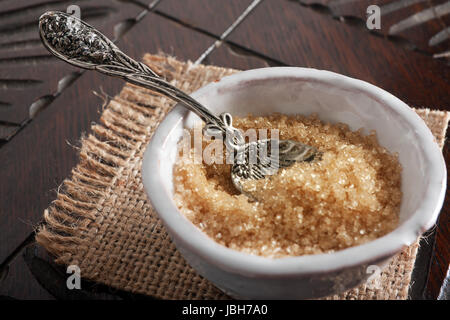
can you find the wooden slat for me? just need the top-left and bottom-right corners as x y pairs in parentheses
(206, 42), (280, 70)
(156, 0), (254, 37)
(0, 241), (55, 300)
(227, 0), (450, 108)
(0, 0), (144, 124)
(0, 122), (21, 140)
(326, 0), (450, 55)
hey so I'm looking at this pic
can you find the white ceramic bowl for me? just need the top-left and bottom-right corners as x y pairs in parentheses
(142, 67), (446, 299)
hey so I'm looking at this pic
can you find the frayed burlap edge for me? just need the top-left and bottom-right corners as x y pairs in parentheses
(36, 54), (450, 300)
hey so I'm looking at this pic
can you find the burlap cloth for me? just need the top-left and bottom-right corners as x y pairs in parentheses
(36, 54), (450, 300)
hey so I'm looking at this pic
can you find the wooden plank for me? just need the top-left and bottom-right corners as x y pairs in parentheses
(227, 0), (450, 107)
(156, 0), (254, 37)
(325, 0), (450, 55)
(206, 42), (280, 70)
(0, 0), (144, 124)
(0, 240), (55, 300)
(0, 122), (21, 141)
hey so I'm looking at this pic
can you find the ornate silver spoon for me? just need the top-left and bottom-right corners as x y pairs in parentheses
(39, 11), (321, 199)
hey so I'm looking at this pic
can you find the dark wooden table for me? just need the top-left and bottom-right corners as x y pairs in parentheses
(0, 0), (448, 300)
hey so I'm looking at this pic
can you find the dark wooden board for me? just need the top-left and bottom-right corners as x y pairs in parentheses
(297, 0), (450, 55)
(206, 42), (278, 70)
(156, 0), (254, 37)
(0, 240), (55, 300)
(0, 0), (143, 125)
(0, 0), (448, 300)
(227, 0), (450, 108)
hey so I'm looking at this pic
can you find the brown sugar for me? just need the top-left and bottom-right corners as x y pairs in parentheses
(173, 114), (402, 258)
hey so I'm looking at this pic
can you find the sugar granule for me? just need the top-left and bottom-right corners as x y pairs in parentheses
(173, 114), (402, 258)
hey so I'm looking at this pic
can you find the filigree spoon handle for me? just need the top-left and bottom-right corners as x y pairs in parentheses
(39, 11), (244, 149)
(39, 11), (323, 201)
